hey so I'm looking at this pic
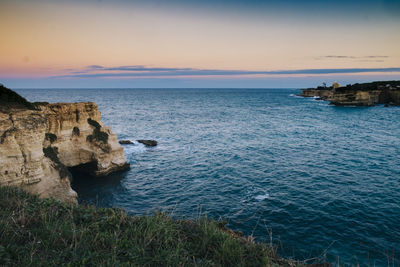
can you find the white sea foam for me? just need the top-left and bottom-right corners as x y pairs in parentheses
(289, 94), (302, 98)
(122, 141), (147, 154)
(255, 193), (270, 201)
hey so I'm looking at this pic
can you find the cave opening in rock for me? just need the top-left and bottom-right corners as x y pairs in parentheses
(68, 162), (98, 193)
(68, 162), (126, 204)
(68, 161), (98, 177)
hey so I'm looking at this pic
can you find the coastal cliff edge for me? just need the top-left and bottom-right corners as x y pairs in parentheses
(0, 85), (129, 204)
(299, 80), (400, 106)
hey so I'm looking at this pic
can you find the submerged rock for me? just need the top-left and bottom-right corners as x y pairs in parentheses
(137, 139), (158, 146)
(119, 139), (134, 145)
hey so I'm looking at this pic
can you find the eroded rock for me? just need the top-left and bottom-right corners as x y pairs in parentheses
(0, 91), (130, 204)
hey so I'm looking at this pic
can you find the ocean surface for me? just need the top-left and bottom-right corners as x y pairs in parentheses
(17, 88), (400, 266)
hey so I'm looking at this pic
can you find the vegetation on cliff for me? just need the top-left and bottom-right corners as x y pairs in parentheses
(42, 146), (71, 179)
(304, 80), (400, 91)
(87, 118), (109, 143)
(0, 84), (36, 110)
(300, 80), (400, 106)
(0, 187), (310, 266)
(335, 80), (400, 92)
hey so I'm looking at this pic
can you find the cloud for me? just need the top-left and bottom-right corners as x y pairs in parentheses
(86, 65), (104, 69)
(52, 66), (400, 79)
(317, 55), (389, 60)
(364, 56), (389, 58)
(354, 60), (385, 63)
(325, 55), (355, 59)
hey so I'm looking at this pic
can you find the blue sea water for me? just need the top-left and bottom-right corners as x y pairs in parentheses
(17, 88), (400, 266)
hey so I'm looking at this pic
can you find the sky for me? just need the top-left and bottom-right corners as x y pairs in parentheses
(0, 0), (399, 88)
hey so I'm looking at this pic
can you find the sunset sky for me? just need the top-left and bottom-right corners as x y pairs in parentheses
(1, 0), (399, 88)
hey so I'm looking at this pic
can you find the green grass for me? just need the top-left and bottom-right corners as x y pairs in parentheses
(0, 187), (304, 266)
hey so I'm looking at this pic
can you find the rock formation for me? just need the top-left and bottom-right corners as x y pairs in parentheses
(137, 140), (158, 147)
(119, 140), (134, 145)
(119, 139), (158, 146)
(299, 80), (400, 106)
(0, 85), (129, 204)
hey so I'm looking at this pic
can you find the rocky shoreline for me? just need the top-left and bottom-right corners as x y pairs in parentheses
(0, 84), (129, 203)
(299, 80), (400, 106)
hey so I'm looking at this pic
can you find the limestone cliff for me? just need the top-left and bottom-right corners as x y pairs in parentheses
(299, 89), (333, 99)
(299, 80), (400, 106)
(0, 87), (129, 204)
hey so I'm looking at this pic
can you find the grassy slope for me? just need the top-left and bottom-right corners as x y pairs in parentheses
(0, 187), (304, 267)
(0, 84), (37, 110)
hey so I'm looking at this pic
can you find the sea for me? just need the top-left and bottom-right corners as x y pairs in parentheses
(17, 88), (400, 266)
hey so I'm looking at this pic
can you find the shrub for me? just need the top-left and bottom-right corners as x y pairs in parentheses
(87, 118), (101, 129)
(42, 147), (71, 179)
(86, 118), (109, 149)
(45, 133), (57, 143)
(72, 127), (80, 136)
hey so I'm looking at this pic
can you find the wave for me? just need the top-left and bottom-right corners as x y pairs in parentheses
(122, 141), (147, 154)
(289, 94), (302, 98)
(254, 193), (270, 201)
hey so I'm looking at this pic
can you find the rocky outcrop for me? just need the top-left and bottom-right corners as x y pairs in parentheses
(299, 88), (333, 100)
(0, 92), (129, 204)
(41, 103), (129, 176)
(119, 139), (158, 146)
(299, 80), (400, 106)
(119, 140), (134, 145)
(137, 140), (158, 147)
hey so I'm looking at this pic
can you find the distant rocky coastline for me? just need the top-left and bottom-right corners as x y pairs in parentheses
(0, 84), (129, 203)
(299, 80), (400, 106)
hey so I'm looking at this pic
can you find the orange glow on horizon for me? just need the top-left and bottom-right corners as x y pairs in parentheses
(1, 0), (399, 82)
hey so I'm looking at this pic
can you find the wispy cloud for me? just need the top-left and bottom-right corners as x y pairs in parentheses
(52, 66), (400, 79)
(325, 55), (388, 59)
(316, 55), (389, 62)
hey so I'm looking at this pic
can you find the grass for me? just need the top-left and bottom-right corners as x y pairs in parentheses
(0, 187), (306, 266)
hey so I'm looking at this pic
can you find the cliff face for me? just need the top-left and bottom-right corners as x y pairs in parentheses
(0, 102), (129, 204)
(299, 81), (400, 106)
(328, 90), (383, 106)
(42, 102), (129, 176)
